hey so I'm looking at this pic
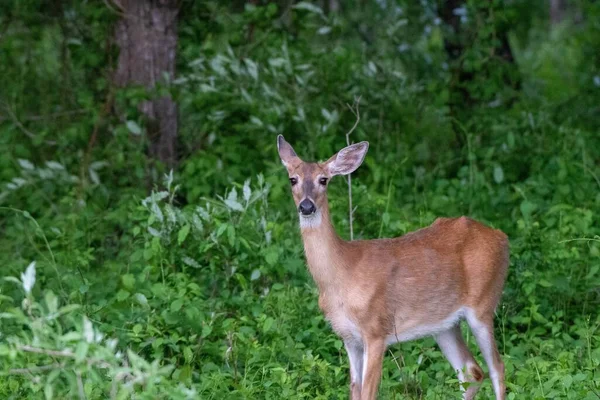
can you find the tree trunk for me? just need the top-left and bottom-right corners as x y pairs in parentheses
(114, 0), (179, 168)
(550, 0), (567, 24)
(323, 0), (339, 14)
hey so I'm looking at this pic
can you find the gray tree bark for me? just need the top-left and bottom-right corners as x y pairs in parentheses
(114, 0), (179, 168)
(550, 0), (567, 24)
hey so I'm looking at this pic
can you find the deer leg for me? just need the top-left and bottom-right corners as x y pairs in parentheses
(466, 311), (506, 400)
(345, 339), (364, 399)
(360, 338), (386, 400)
(435, 325), (484, 400)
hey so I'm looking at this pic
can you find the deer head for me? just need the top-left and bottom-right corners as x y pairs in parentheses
(277, 135), (369, 228)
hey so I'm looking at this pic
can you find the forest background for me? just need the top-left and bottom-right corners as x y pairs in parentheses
(0, 0), (599, 398)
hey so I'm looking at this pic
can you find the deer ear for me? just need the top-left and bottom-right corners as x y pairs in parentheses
(326, 141), (369, 176)
(277, 135), (299, 167)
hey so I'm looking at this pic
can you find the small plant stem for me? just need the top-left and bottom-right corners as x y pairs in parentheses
(76, 371), (87, 400)
(345, 96), (361, 241)
(17, 345), (112, 370)
(0, 207), (65, 297)
(4, 363), (65, 375)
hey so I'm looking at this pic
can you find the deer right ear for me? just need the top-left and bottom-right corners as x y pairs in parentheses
(277, 135), (299, 167)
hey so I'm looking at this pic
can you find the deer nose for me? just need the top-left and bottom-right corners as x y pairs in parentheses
(298, 199), (316, 215)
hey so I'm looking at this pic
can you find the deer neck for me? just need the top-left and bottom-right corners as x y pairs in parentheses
(299, 200), (347, 292)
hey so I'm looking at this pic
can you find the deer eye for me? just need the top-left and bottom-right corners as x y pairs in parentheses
(289, 177), (298, 186)
(319, 177), (328, 186)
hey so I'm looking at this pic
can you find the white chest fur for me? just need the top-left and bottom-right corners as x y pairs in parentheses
(320, 293), (362, 342)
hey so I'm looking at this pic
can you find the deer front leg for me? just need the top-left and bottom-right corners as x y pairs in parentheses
(360, 338), (386, 400)
(345, 339), (364, 399)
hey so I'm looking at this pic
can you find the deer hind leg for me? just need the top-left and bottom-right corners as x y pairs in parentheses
(466, 310), (506, 400)
(344, 339), (364, 400)
(360, 338), (386, 400)
(435, 325), (484, 400)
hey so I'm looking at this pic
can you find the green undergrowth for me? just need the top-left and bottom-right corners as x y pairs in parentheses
(1, 1), (599, 399)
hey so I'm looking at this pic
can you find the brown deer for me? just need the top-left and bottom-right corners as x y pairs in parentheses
(277, 135), (509, 400)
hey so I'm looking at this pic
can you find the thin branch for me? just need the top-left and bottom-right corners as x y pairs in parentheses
(103, 0), (127, 17)
(76, 371), (87, 400)
(589, 385), (600, 400)
(558, 237), (600, 244)
(4, 363), (65, 375)
(345, 96), (361, 241)
(1, 103), (57, 146)
(17, 345), (111, 369)
(0, 109), (89, 122)
(18, 345), (71, 358)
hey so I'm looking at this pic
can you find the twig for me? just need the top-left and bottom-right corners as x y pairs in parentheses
(17, 345), (111, 369)
(4, 363), (65, 375)
(78, 85), (114, 197)
(1, 103), (57, 146)
(0, 207), (66, 297)
(558, 236), (600, 244)
(18, 345), (73, 358)
(345, 96), (361, 241)
(76, 371), (87, 400)
(0, 109), (88, 122)
(103, 0), (127, 17)
(589, 384), (600, 399)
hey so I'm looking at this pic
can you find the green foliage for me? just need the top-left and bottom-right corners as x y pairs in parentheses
(1, 1), (600, 399)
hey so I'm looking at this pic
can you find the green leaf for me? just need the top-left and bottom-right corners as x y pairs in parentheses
(263, 317), (275, 332)
(132, 324), (143, 334)
(538, 279), (552, 287)
(293, 2), (323, 14)
(183, 346), (194, 364)
(57, 304), (81, 316)
(520, 200), (537, 219)
(227, 224), (236, 247)
(245, 58), (258, 80)
(135, 293), (149, 308)
(201, 324), (212, 338)
(216, 223), (228, 238)
(171, 298), (184, 312)
(116, 290), (130, 302)
(243, 179), (251, 202)
(382, 212), (390, 226)
(45, 291), (58, 313)
(265, 248), (279, 266)
(122, 274), (135, 290)
(224, 199), (244, 212)
(562, 374), (573, 389)
(44, 382), (54, 400)
(75, 342), (89, 363)
(178, 224), (191, 245)
(178, 365), (192, 383)
(250, 269), (261, 281)
(3, 276), (21, 285)
(126, 120), (142, 135)
(493, 165), (504, 184)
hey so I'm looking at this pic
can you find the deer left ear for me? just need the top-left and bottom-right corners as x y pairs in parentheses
(326, 141), (369, 176)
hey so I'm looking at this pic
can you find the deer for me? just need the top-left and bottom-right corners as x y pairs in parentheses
(276, 135), (509, 400)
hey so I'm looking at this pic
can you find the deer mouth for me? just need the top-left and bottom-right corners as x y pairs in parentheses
(298, 208), (322, 229)
(299, 211), (317, 218)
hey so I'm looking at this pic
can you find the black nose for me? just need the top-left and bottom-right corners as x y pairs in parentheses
(298, 199), (316, 215)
